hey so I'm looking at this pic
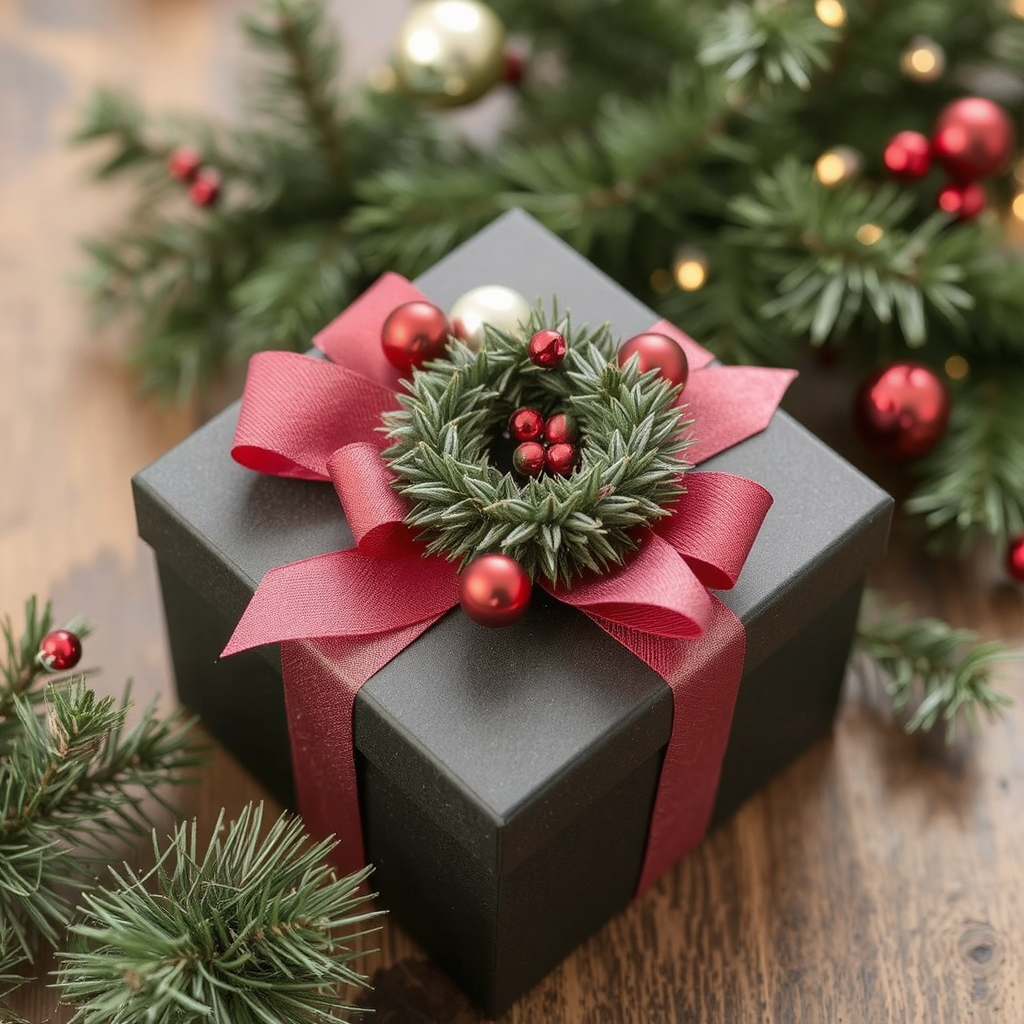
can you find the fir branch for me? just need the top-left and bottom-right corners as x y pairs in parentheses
(0, 918), (29, 1024)
(0, 680), (200, 959)
(243, 0), (349, 187)
(905, 374), (1024, 552)
(71, 87), (162, 180)
(855, 593), (1015, 743)
(58, 804), (382, 1024)
(730, 158), (975, 346)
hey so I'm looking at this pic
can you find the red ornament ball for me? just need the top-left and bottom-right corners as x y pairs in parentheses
(1007, 536), (1024, 582)
(853, 361), (951, 460)
(543, 411), (578, 445)
(513, 441), (546, 477)
(509, 406), (545, 442)
(545, 442), (577, 476)
(618, 332), (689, 389)
(167, 146), (201, 182)
(381, 301), (450, 372)
(883, 131), (932, 181)
(460, 554), (532, 627)
(932, 97), (1015, 181)
(528, 329), (567, 368)
(937, 180), (987, 221)
(39, 629), (83, 671)
(188, 167), (221, 207)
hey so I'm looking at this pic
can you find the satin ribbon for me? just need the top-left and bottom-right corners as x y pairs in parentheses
(223, 272), (796, 892)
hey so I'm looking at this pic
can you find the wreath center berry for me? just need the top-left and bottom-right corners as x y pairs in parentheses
(382, 306), (693, 589)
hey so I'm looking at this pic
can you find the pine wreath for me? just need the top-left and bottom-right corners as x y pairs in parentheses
(382, 309), (693, 585)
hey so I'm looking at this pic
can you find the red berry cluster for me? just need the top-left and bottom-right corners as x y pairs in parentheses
(882, 97), (1015, 222)
(167, 145), (222, 208)
(510, 407), (579, 478)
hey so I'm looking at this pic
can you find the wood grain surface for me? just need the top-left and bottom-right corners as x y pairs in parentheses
(2, 2), (1022, 1021)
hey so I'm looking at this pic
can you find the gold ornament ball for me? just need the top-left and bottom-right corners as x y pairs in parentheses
(395, 0), (506, 108)
(449, 285), (532, 350)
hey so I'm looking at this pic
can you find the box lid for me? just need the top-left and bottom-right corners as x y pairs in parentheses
(134, 210), (892, 875)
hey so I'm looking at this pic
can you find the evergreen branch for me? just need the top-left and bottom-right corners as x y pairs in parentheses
(0, 680), (200, 958)
(730, 158), (975, 346)
(59, 804), (382, 1024)
(855, 593), (1015, 743)
(905, 374), (1024, 552)
(71, 87), (163, 180)
(243, 0), (349, 187)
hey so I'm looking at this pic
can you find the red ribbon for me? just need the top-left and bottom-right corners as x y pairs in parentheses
(223, 273), (795, 893)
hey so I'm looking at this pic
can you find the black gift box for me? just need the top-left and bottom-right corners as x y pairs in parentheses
(134, 210), (892, 1017)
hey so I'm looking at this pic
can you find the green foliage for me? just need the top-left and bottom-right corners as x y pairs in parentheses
(855, 593), (1014, 743)
(58, 804), (381, 1024)
(72, 0), (1024, 552)
(384, 309), (688, 584)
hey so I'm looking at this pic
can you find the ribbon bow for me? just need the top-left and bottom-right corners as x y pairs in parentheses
(223, 273), (796, 891)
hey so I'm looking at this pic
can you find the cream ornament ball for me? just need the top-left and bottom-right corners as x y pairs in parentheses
(395, 0), (506, 108)
(449, 285), (532, 350)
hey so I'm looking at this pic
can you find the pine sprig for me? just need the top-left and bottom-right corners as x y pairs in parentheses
(58, 803), (382, 1024)
(855, 593), (1015, 743)
(0, 680), (201, 960)
(905, 374), (1024, 552)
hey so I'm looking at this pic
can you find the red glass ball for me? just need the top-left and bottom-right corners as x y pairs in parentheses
(460, 554), (532, 627)
(528, 329), (567, 368)
(188, 167), (221, 207)
(545, 442), (577, 476)
(853, 361), (950, 460)
(381, 301), (450, 372)
(39, 629), (83, 671)
(167, 146), (201, 182)
(1007, 536), (1024, 582)
(883, 131), (932, 181)
(509, 407), (545, 442)
(618, 332), (689, 389)
(543, 412), (578, 445)
(513, 441), (546, 477)
(937, 180), (987, 221)
(932, 97), (1015, 181)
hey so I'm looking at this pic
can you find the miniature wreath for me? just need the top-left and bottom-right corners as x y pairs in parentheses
(382, 309), (693, 586)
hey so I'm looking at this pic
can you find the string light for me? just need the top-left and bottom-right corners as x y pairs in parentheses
(815, 147), (862, 186)
(944, 356), (969, 381)
(815, 0), (847, 27)
(856, 224), (884, 245)
(1013, 193), (1024, 221)
(672, 251), (709, 291)
(899, 36), (945, 83)
(649, 269), (673, 294)
(1012, 0), (1024, 17)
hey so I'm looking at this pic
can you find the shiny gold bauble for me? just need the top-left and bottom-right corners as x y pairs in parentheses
(395, 0), (506, 108)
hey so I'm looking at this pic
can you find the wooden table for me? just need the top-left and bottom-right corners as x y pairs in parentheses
(2, 2), (1021, 1021)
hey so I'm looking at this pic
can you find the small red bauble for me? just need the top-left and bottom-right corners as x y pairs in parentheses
(502, 48), (526, 87)
(1007, 536), (1024, 582)
(513, 441), (546, 477)
(528, 329), (567, 368)
(543, 412), (578, 445)
(460, 554), (532, 627)
(167, 145), (201, 182)
(937, 180), (987, 221)
(188, 167), (221, 208)
(883, 131), (932, 181)
(932, 97), (1015, 181)
(853, 361), (951, 460)
(509, 407), (545, 442)
(381, 301), (450, 372)
(618, 332), (689, 389)
(39, 629), (83, 671)
(545, 442), (577, 476)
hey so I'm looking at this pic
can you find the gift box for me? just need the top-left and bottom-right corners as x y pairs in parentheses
(134, 209), (892, 1017)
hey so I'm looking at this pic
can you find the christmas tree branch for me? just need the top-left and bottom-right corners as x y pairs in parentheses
(58, 804), (382, 1024)
(855, 592), (1015, 742)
